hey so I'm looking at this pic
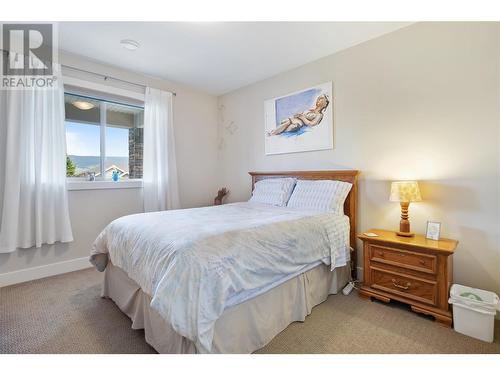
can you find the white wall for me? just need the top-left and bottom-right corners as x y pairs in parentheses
(217, 22), (500, 296)
(0, 51), (219, 279)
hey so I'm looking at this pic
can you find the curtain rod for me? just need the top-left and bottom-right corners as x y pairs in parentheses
(62, 64), (177, 96)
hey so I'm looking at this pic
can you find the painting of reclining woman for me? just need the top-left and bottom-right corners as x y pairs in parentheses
(264, 82), (333, 155)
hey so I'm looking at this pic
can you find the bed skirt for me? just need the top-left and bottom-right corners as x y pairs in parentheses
(102, 261), (350, 354)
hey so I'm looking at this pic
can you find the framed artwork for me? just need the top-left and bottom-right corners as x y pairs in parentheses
(426, 221), (441, 240)
(264, 82), (333, 155)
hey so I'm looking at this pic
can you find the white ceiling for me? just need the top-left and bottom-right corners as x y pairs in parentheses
(59, 22), (412, 95)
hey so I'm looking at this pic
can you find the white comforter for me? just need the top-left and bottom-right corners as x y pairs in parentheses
(90, 202), (350, 353)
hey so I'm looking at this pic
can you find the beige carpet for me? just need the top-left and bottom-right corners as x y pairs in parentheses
(1, 268), (499, 354)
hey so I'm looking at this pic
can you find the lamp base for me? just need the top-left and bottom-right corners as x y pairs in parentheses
(396, 231), (415, 237)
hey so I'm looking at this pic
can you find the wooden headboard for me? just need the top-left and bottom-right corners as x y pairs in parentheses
(249, 170), (359, 278)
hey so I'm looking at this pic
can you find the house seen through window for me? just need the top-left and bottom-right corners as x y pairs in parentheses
(65, 92), (144, 180)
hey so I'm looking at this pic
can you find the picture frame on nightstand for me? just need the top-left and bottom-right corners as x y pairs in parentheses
(426, 221), (441, 240)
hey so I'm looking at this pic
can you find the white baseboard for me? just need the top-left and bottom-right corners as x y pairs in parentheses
(0, 257), (92, 287)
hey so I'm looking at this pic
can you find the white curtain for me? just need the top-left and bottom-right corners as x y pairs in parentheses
(143, 87), (180, 212)
(0, 64), (73, 252)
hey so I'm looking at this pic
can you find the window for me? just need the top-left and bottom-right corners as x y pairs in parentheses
(65, 92), (144, 180)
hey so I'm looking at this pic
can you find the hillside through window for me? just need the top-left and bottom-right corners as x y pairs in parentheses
(65, 92), (144, 180)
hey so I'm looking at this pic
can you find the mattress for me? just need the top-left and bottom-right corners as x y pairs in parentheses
(91, 202), (351, 352)
(103, 261), (350, 353)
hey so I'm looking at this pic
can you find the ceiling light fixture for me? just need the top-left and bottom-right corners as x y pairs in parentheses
(120, 39), (140, 51)
(73, 101), (95, 110)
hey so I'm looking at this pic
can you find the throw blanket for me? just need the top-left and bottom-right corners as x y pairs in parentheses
(90, 202), (349, 353)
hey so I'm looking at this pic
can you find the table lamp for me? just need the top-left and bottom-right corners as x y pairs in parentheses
(390, 181), (422, 237)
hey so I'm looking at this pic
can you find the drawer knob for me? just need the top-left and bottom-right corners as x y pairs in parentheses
(391, 278), (411, 290)
(378, 251), (384, 257)
(419, 260), (426, 265)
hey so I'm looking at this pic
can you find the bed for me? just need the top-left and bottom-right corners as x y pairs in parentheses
(90, 170), (359, 354)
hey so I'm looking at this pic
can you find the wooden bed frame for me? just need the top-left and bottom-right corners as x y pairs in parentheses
(249, 170), (359, 279)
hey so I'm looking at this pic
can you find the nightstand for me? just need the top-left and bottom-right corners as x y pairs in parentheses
(358, 229), (458, 326)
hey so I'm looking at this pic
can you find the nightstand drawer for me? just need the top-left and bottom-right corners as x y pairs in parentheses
(370, 267), (437, 306)
(370, 245), (437, 274)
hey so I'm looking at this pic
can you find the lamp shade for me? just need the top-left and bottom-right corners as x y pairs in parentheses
(389, 181), (422, 202)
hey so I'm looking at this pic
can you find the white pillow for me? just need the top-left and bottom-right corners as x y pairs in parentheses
(286, 179), (352, 214)
(249, 178), (297, 206)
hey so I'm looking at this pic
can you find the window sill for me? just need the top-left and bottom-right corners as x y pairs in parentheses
(67, 180), (143, 191)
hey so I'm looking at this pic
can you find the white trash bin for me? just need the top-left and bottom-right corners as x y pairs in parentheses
(448, 284), (499, 343)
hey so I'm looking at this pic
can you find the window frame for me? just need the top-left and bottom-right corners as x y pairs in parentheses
(63, 76), (145, 190)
